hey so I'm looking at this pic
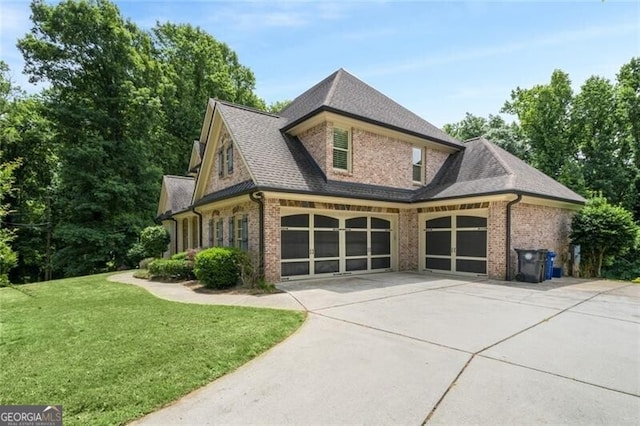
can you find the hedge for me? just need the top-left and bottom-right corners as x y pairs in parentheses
(194, 247), (241, 289)
(148, 259), (194, 281)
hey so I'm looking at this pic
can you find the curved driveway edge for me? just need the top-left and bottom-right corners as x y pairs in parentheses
(107, 272), (305, 311)
(122, 272), (640, 425)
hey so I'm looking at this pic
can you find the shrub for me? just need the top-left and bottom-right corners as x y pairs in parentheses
(194, 247), (241, 289)
(148, 259), (194, 281)
(171, 252), (188, 261)
(139, 257), (155, 270)
(140, 226), (171, 258)
(126, 243), (147, 268)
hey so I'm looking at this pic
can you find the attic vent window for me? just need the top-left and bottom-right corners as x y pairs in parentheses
(218, 136), (234, 178)
(333, 127), (351, 171)
(413, 147), (423, 183)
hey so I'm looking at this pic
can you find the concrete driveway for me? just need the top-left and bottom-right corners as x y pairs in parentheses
(134, 273), (640, 425)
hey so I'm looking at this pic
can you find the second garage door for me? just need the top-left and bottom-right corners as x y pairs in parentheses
(421, 212), (487, 275)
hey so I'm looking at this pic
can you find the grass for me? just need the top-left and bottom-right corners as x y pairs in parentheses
(0, 273), (305, 425)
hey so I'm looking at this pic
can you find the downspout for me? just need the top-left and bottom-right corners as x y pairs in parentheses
(170, 217), (178, 254)
(505, 194), (523, 281)
(191, 207), (203, 248)
(249, 191), (265, 279)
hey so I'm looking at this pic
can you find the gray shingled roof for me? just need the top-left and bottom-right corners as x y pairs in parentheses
(162, 175), (195, 214)
(414, 138), (585, 203)
(279, 69), (463, 148)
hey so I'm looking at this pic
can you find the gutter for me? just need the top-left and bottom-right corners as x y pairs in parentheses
(249, 191), (265, 279)
(505, 194), (523, 281)
(191, 206), (203, 248)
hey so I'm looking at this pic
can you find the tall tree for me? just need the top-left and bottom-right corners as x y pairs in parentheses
(152, 23), (264, 174)
(18, 0), (162, 276)
(502, 70), (577, 187)
(616, 58), (640, 219)
(443, 112), (530, 160)
(572, 76), (636, 209)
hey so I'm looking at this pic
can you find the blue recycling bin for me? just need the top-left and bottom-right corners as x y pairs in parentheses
(545, 251), (556, 280)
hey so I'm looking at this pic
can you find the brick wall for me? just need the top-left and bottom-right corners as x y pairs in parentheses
(425, 148), (450, 185)
(297, 121), (453, 190)
(488, 201), (507, 279)
(206, 128), (252, 195)
(199, 201), (259, 255)
(263, 197), (281, 283)
(511, 203), (575, 275)
(398, 209), (418, 270)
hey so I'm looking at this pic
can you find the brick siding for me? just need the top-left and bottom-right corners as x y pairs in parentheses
(206, 128), (252, 195)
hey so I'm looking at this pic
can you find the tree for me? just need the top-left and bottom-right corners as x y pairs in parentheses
(571, 76), (636, 210)
(0, 153), (20, 285)
(616, 58), (640, 219)
(18, 0), (162, 276)
(570, 197), (638, 277)
(266, 100), (292, 114)
(443, 112), (530, 160)
(152, 22), (265, 174)
(139, 225), (170, 258)
(502, 70), (577, 186)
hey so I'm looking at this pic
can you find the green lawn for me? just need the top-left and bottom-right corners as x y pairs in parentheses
(0, 273), (305, 425)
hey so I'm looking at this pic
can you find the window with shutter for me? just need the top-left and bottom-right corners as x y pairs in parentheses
(217, 148), (224, 177)
(241, 214), (248, 251)
(228, 217), (234, 246)
(182, 219), (189, 250)
(226, 142), (234, 174)
(216, 218), (224, 246)
(207, 219), (214, 247)
(333, 128), (350, 171)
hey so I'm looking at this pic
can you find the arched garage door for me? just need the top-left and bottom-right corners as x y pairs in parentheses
(280, 213), (394, 279)
(422, 213), (487, 275)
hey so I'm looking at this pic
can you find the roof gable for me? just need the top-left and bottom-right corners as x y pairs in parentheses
(279, 69), (463, 148)
(157, 175), (195, 217)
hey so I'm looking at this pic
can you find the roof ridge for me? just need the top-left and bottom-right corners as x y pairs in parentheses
(323, 68), (344, 106)
(213, 99), (281, 118)
(479, 138), (515, 176)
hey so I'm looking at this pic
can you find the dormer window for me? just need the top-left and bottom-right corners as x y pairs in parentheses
(333, 127), (351, 171)
(412, 147), (423, 183)
(218, 136), (234, 178)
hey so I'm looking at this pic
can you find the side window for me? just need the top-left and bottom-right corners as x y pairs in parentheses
(333, 127), (350, 171)
(226, 142), (234, 174)
(182, 219), (188, 250)
(217, 136), (234, 178)
(217, 148), (224, 178)
(191, 216), (199, 248)
(228, 217), (234, 247)
(215, 218), (224, 247)
(207, 219), (214, 247)
(412, 147), (423, 183)
(235, 214), (248, 251)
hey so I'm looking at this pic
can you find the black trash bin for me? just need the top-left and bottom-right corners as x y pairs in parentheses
(515, 249), (547, 283)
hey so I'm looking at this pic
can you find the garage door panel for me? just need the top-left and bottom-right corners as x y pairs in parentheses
(371, 232), (391, 255)
(314, 215), (338, 228)
(456, 259), (487, 274)
(346, 258), (367, 271)
(457, 216), (487, 228)
(426, 231), (451, 256)
(346, 231), (367, 256)
(281, 230), (309, 259)
(456, 231), (487, 257)
(426, 216), (451, 229)
(315, 260), (340, 274)
(371, 217), (391, 229)
(371, 257), (391, 270)
(426, 257), (451, 271)
(314, 230), (339, 257)
(281, 261), (310, 277)
(281, 214), (309, 227)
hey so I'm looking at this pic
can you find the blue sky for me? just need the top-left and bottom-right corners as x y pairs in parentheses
(1, 0), (638, 126)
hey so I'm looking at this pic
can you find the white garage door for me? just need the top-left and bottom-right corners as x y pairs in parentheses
(280, 213), (394, 279)
(422, 212), (487, 275)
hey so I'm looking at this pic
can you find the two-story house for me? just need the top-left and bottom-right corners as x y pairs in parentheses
(156, 69), (584, 283)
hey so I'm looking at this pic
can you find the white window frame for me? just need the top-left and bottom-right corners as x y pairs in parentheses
(217, 136), (234, 178)
(412, 146), (424, 184)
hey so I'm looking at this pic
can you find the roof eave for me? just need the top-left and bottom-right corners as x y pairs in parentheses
(281, 106), (464, 150)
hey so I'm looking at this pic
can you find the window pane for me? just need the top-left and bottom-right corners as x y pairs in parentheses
(371, 257), (391, 269)
(371, 217), (390, 229)
(314, 230), (339, 258)
(413, 164), (422, 182)
(456, 230), (487, 258)
(314, 260), (339, 274)
(333, 148), (348, 170)
(426, 231), (451, 256)
(333, 128), (349, 149)
(426, 257), (451, 271)
(371, 231), (391, 255)
(346, 258), (367, 271)
(314, 215), (339, 228)
(412, 147), (422, 165)
(426, 216), (451, 229)
(281, 214), (309, 228)
(282, 262), (309, 277)
(281, 230), (309, 259)
(457, 216), (487, 228)
(346, 231), (367, 256)
(226, 144), (234, 173)
(346, 217), (367, 228)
